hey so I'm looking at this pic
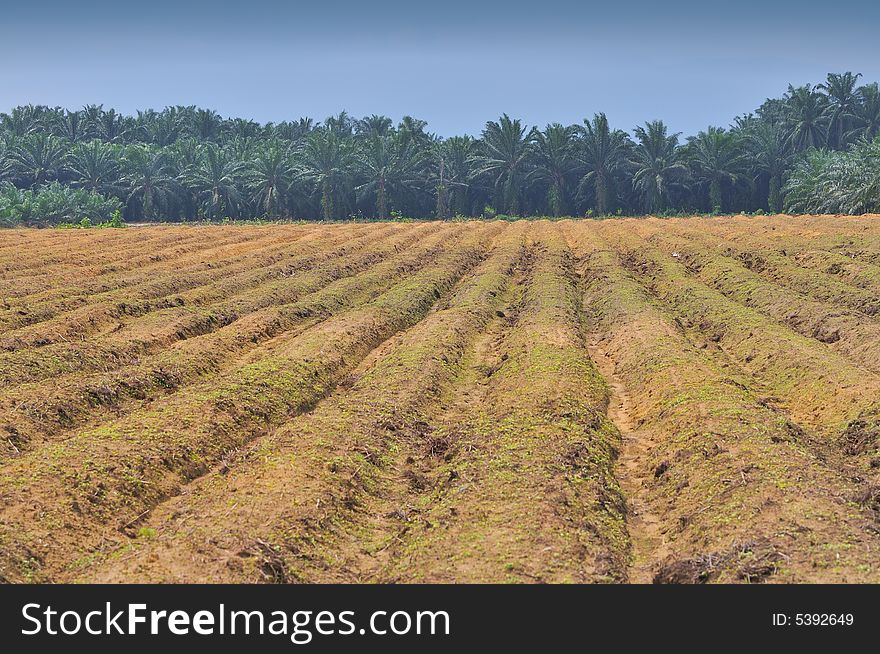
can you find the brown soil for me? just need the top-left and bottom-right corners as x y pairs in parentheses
(3, 215), (880, 584)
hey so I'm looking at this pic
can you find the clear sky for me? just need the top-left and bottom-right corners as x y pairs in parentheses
(1, 0), (878, 138)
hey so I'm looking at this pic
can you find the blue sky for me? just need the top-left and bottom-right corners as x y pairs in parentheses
(1, 0), (878, 137)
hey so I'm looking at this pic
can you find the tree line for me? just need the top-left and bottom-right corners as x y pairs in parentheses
(1, 71), (879, 225)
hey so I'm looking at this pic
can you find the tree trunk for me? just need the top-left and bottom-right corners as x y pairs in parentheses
(595, 173), (608, 215)
(709, 178), (722, 214)
(143, 186), (153, 220)
(377, 178), (387, 220)
(435, 159), (449, 219)
(768, 175), (781, 214)
(321, 180), (333, 221)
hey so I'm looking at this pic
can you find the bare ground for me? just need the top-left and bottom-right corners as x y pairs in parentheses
(3, 215), (880, 584)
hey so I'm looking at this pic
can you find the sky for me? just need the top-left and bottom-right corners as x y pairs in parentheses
(1, 0), (879, 138)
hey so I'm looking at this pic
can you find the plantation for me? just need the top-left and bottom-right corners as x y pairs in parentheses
(2, 215), (880, 584)
(1, 72), (880, 227)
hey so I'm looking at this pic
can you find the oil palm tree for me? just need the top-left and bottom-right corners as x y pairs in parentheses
(846, 83), (880, 142)
(686, 127), (745, 213)
(192, 108), (223, 141)
(83, 106), (128, 143)
(139, 109), (184, 146)
(66, 140), (122, 196)
(783, 84), (829, 151)
(577, 113), (630, 215)
(183, 144), (245, 219)
(745, 122), (790, 212)
(297, 128), (355, 220)
(356, 115), (393, 138)
(6, 133), (67, 187)
(246, 142), (293, 218)
(272, 118), (314, 142)
(473, 114), (534, 215)
(54, 110), (87, 143)
(355, 132), (426, 219)
(433, 136), (478, 218)
(323, 111), (354, 137)
(0, 136), (9, 182)
(398, 116), (432, 150)
(0, 105), (46, 137)
(531, 123), (577, 216)
(630, 121), (688, 213)
(121, 145), (179, 220)
(819, 72), (862, 149)
(223, 118), (263, 141)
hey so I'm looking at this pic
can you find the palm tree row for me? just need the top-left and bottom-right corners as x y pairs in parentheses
(2, 72), (879, 223)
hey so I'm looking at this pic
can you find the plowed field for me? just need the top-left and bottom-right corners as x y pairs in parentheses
(3, 215), (880, 583)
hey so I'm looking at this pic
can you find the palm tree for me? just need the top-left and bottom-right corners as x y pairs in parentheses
(139, 109), (184, 146)
(66, 140), (122, 196)
(323, 111), (354, 137)
(742, 122), (791, 213)
(6, 133), (67, 187)
(473, 114), (534, 215)
(297, 128), (355, 220)
(272, 118), (314, 142)
(192, 108), (223, 141)
(819, 72), (862, 149)
(121, 145), (179, 220)
(783, 149), (846, 214)
(223, 136), (258, 163)
(531, 123), (577, 216)
(83, 106), (128, 142)
(433, 136), (478, 218)
(783, 84), (829, 151)
(398, 116), (432, 150)
(183, 144), (245, 219)
(577, 113), (630, 215)
(355, 132), (425, 219)
(0, 136), (9, 182)
(356, 115), (393, 138)
(246, 142), (293, 218)
(0, 105), (47, 137)
(686, 127), (744, 213)
(630, 121), (688, 213)
(846, 83), (880, 142)
(166, 138), (204, 219)
(167, 138), (202, 176)
(54, 110), (87, 143)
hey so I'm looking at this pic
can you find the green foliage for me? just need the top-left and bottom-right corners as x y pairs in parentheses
(631, 121), (689, 213)
(577, 113), (630, 215)
(685, 127), (745, 214)
(107, 209), (125, 227)
(0, 181), (122, 227)
(1, 72), (880, 224)
(784, 137), (880, 214)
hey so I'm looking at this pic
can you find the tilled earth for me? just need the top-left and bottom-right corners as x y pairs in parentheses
(2, 215), (880, 583)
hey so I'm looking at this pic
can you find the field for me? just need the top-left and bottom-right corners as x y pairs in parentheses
(2, 215), (880, 584)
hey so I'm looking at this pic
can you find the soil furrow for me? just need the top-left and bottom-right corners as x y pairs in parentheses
(75, 222), (523, 583)
(571, 226), (880, 583)
(598, 223), (880, 475)
(0, 225), (461, 462)
(0, 225), (432, 386)
(0, 227), (491, 582)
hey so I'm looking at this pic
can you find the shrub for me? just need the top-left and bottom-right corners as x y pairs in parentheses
(784, 138), (880, 215)
(0, 182), (123, 227)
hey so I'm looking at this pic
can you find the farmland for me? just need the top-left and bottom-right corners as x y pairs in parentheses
(2, 215), (880, 584)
